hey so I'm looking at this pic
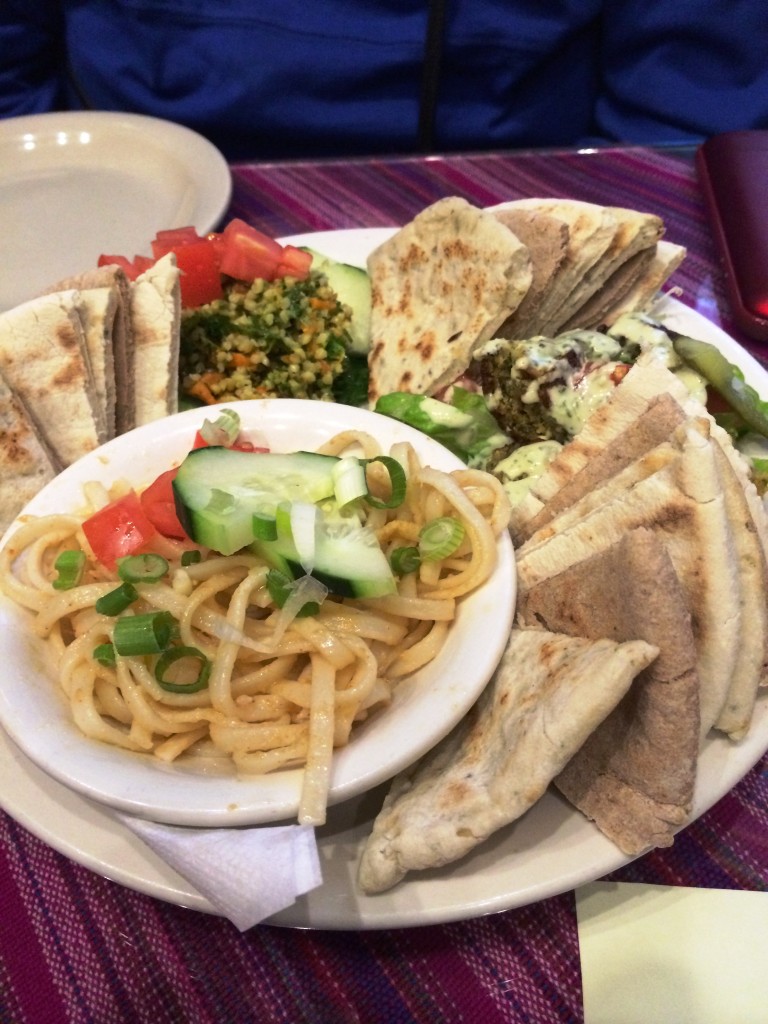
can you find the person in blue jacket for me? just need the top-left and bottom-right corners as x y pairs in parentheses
(1, 1), (766, 161)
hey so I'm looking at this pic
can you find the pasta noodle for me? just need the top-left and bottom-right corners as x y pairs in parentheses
(0, 434), (510, 825)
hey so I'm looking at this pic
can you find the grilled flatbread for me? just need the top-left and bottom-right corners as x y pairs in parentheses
(0, 291), (101, 466)
(358, 628), (657, 893)
(130, 253), (181, 426)
(366, 197), (532, 402)
(600, 240), (687, 326)
(517, 421), (742, 738)
(0, 373), (59, 534)
(518, 528), (699, 854)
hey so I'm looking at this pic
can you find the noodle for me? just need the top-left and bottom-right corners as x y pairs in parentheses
(0, 433), (510, 825)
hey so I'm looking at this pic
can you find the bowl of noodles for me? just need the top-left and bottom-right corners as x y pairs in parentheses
(0, 400), (516, 827)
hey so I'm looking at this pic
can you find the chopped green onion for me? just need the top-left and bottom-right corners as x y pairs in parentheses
(418, 516), (465, 561)
(112, 611), (177, 656)
(116, 553), (169, 583)
(390, 545), (421, 575)
(93, 642), (116, 667)
(181, 549), (202, 566)
(95, 582), (139, 616)
(332, 456), (367, 507)
(199, 407), (241, 447)
(362, 455), (407, 509)
(154, 645), (211, 693)
(52, 550), (86, 590)
(266, 569), (321, 618)
(252, 510), (278, 541)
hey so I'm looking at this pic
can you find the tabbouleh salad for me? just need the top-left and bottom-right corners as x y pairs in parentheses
(180, 270), (364, 405)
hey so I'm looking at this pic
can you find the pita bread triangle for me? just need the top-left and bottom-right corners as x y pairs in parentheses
(518, 528), (699, 854)
(0, 372), (59, 535)
(366, 196), (532, 402)
(357, 627), (657, 893)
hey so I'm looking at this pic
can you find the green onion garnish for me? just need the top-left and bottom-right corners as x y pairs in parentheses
(361, 455), (407, 509)
(95, 582), (139, 616)
(418, 516), (465, 561)
(389, 545), (421, 575)
(52, 550), (86, 590)
(252, 510), (278, 541)
(181, 550), (202, 566)
(93, 642), (116, 667)
(116, 553), (169, 583)
(112, 611), (177, 656)
(154, 645), (211, 693)
(199, 407), (241, 447)
(266, 569), (320, 618)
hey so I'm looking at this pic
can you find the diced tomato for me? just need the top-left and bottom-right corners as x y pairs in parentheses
(274, 244), (313, 280)
(139, 469), (189, 540)
(218, 218), (284, 281)
(173, 240), (224, 307)
(132, 254), (155, 275)
(150, 226), (204, 259)
(82, 491), (158, 570)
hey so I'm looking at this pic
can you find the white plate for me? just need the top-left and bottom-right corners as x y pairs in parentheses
(0, 401), (515, 828)
(1, 228), (768, 930)
(0, 111), (231, 313)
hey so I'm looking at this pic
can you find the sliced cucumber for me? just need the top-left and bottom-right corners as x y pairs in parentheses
(252, 510), (396, 599)
(173, 447), (341, 555)
(304, 247), (371, 355)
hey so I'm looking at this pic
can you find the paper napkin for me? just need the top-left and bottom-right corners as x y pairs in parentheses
(576, 881), (768, 1024)
(118, 815), (322, 930)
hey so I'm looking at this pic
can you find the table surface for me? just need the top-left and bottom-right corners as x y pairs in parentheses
(2, 144), (768, 1024)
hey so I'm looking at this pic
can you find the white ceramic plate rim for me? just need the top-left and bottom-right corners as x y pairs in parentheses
(0, 400), (515, 827)
(0, 111), (231, 312)
(1, 227), (767, 930)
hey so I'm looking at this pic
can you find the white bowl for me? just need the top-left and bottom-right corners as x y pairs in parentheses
(0, 400), (516, 826)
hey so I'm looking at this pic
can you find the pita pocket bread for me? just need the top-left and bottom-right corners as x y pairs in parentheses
(130, 253), (181, 426)
(357, 628), (657, 894)
(0, 373), (59, 534)
(518, 528), (699, 854)
(0, 291), (101, 466)
(366, 197), (532, 403)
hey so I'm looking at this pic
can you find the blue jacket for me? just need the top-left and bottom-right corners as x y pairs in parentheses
(1, 1), (766, 161)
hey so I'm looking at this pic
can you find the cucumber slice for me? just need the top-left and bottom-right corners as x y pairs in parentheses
(304, 247), (371, 354)
(252, 511), (396, 599)
(173, 447), (341, 555)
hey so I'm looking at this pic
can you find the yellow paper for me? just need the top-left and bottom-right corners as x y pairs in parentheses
(576, 881), (768, 1024)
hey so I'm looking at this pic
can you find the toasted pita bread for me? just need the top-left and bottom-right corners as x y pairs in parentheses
(366, 197), (532, 402)
(357, 628), (657, 893)
(0, 373), (59, 534)
(491, 199), (617, 336)
(557, 245), (658, 332)
(0, 291), (101, 466)
(517, 422), (742, 738)
(600, 240), (687, 326)
(46, 264), (135, 435)
(130, 253), (181, 426)
(518, 528), (699, 854)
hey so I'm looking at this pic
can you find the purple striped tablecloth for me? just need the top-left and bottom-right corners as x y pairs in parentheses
(2, 146), (767, 1024)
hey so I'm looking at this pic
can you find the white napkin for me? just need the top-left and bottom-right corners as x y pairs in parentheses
(576, 881), (768, 1024)
(118, 814), (322, 930)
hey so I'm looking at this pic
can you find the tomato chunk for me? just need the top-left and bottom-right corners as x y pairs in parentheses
(173, 240), (224, 307)
(97, 254), (142, 280)
(274, 244), (313, 280)
(82, 492), (158, 570)
(150, 226), (204, 258)
(139, 469), (189, 540)
(218, 219), (284, 281)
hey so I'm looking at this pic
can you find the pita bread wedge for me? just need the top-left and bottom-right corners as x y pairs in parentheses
(491, 207), (569, 341)
(366, 197), (532, 403)
(45, 264), (134, 435)
(491, 199), (617, 337)
(557, 245), (658, 332)
(599, 240), (687, 326)
(0, 373), (59, 534)
(517, 421), (742, 739)
(0, 291), (101, 466)
(357, 627), (657, 893)
(130, 253), (181, 426)
(518, 528), (699, 854)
